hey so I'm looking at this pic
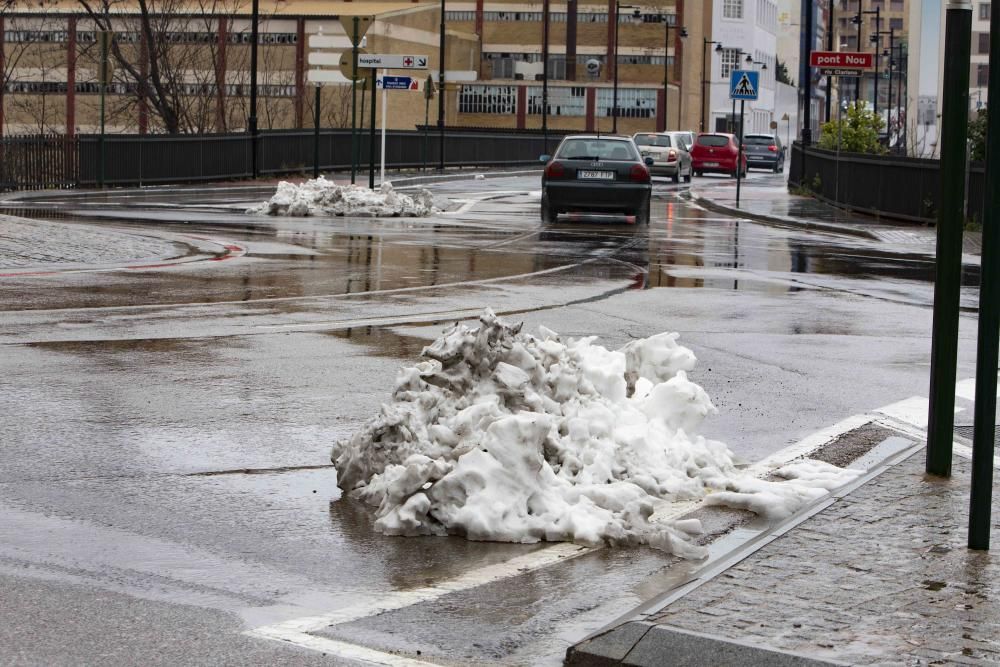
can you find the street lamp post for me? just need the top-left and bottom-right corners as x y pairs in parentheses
(438, 0), (446, 171)
(660, 16), (688, 131)
(701, 39), (722, 131)
(612, 2), (638, 133)
(852, 3), (862, 101)
(862, 6), (882, 117)
(542, 0), (550, 152)
(249, 0), (259, 178)
(740, 55), (767, 134)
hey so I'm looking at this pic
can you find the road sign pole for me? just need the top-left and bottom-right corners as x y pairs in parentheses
(350, 17), (359, 185)
(968, 0), (1000, 551)
(736, 99), (745, 207)
(380, 69), (388, 185)
(313, 85), (321, 179)
(369, 71), (377, 189)
(926, 0), (972, 478)
(438, 0), (446, 172)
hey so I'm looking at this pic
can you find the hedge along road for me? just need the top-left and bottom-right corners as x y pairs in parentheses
(0, 173), (979, 665)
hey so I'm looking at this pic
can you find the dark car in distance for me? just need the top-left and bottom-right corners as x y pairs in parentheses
(540, 135), (653, 225)
(690, 133), (747, 178)
(743, 133), (785, 173)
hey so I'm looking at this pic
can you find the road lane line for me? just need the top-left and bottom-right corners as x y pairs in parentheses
(245, 543), (591, 662)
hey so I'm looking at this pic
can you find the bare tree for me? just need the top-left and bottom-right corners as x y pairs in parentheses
(0, 2), (63, 135)
(76, 0), (250, 133)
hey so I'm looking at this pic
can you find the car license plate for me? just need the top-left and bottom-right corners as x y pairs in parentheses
(703, 162), (719, 167)
(578, 170), (614, 180)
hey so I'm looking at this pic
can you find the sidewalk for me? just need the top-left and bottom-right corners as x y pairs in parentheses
(691, 178), (983, 257)
(567, 438), (1000, 666)
(567, 181), (998, 665)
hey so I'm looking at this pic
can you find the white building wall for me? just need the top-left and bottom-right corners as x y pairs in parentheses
(708, 0), (779, 134)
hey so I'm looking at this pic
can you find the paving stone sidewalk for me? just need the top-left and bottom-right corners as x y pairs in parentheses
(0, 216), (180, 269)
(568, 448), (1000, 666)
(693, 178), (984, 256)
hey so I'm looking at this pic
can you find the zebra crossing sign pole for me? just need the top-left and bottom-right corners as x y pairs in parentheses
(729, 69), (759, 207)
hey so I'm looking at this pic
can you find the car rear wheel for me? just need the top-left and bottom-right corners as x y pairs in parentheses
(634, 196), (651, 226)
(540, 194), (558, 224)
(672, 170), (680, 184)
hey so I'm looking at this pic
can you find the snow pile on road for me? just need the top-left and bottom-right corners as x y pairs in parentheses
(332, 310), (861, 558)
(249, 177), (435, 217)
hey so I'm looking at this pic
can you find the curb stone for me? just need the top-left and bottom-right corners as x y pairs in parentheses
(565, 622), (846, 666)
(689, 190), (880, 241)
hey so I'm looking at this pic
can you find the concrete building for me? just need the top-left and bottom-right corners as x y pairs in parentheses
(706, 0), (780, 135)
(0, 0), (711, 137)
(830, 0), (909, 113)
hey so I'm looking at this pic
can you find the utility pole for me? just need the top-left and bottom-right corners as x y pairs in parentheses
(926, 0), (972, 478)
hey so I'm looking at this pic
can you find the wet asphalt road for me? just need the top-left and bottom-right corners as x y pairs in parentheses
(0, 172), (982, 665)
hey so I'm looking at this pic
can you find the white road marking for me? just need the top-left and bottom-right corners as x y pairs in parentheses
(247, 376), (1000, 663)
(245, 543), (590, 663)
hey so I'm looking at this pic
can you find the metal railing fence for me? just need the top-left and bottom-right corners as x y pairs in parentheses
(789, 142), (984, 224)
(0, 134), (78, 191)
(69, 128), (557, 187)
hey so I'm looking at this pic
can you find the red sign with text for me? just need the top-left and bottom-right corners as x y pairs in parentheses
(809, 51), (873, 69)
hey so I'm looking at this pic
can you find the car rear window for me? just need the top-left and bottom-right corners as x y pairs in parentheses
(556, 139), (639, 161)
(744, 135), (776, 145)
(696, 135), (730, 147)
(633, 134), (672, 148)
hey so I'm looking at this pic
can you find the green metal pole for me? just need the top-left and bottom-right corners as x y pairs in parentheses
(926, 0), (972, 478)
(98, 30), (109, 188)
(350, 17), (359, 185)
(369, 72), (377, 189)
(968, 0), (1000, 551)
(736, 99), (744, 207)
(313, 85), (321, 179)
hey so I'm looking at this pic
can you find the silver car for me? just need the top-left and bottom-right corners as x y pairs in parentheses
(632, 132), (693, 183)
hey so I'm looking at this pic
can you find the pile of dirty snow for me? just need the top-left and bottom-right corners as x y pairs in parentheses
(331, 310), (860, 558)
(248, 178), (435, 217)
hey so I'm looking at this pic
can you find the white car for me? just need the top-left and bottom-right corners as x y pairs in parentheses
(632, 132), (693, 183)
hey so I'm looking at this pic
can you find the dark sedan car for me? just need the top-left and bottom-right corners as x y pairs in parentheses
(743, 133), (785, 173)
(540, 135), (653, 225)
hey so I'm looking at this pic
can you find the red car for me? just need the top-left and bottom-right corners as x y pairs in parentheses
(690, 133), (747, 178)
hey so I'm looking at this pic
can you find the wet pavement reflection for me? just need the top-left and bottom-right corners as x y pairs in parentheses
(0, 175), (974, 315)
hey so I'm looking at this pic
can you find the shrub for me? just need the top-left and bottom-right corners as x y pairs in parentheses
(817, 102), (886, 155)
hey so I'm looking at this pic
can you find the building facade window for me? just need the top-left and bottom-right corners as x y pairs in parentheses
(527, 86), (586, 115)
(458, 84), (517, 114)
(980, 3), (991, 20)
(596, 87), (656, 118)
(723, 0), (744, 20)
(978, 63), (990, 87)
(719, 48), (740, 78)
(979, 32), (991, 54)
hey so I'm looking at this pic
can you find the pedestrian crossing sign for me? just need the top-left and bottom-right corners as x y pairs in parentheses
(729, 70), (759, 100)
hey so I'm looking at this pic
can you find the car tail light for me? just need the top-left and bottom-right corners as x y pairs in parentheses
(668, 150), (677, 160)
(768, 145), (778, 152)
(629, 164), (650, 183)
(545, 161), (565, 179)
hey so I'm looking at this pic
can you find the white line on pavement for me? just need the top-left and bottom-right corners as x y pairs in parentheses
(246, 377), (999, 663)
(245, 543), (591, 663)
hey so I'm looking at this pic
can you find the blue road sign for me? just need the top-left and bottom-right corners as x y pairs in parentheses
(377, 75), (416, 90)
(729, 70), (759, 101)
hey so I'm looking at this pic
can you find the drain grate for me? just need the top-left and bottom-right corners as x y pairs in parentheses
(953, 425), (1000, 447)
